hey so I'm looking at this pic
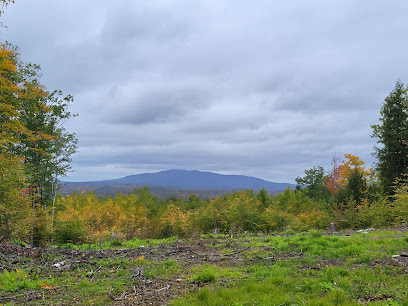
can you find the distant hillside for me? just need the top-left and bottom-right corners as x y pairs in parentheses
(60, 184), (237, 200)
(71, 169), (294, 190)
(62, 169), (294, 198)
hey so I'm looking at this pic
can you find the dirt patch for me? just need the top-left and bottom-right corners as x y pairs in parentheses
(0, 239), (256, 305)
(358, 293), (394, 302)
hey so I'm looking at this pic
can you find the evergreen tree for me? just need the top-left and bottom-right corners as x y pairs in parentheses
(336, 168), (367, 205)
(372, 81), (408, 195)
(257, 187), (270, 208)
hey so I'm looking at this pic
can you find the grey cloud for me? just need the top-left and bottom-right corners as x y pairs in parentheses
(101, 3), (193, 45)
(105, 87), (212, 125)
(2, 0), (408, 183)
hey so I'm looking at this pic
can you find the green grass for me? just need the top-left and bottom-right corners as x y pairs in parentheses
(144, 259), (181, 279)
(173, 282), (296, 306)
(172, 230), (408, 305)
(59, 236), (178, 250)
(1, 229), (407, 305)
(174, 260), (408, 305)
(200, 233), (230, 239)
(263, 230), (407, 261)
(191, 264), (242, 283)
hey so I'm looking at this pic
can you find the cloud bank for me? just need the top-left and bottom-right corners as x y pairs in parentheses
(2, 1), (408, 182)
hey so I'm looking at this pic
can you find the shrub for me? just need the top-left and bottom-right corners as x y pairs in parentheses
(0, 269), (38, 291)
(54, 220), (87, 244)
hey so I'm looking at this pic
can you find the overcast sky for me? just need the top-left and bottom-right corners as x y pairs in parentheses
(2, 1), (408, 183)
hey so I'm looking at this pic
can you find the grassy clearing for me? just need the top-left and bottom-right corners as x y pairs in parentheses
(175, 261), (408, 305)
(173, 229), (408, 305)
(0, 229), (407, 305)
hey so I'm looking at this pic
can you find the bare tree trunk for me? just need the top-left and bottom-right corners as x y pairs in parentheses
(30, 193), (34, 248)
(51, 175), (57, 244)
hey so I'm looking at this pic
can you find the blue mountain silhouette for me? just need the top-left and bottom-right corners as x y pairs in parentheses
(98, 169), (294, 190)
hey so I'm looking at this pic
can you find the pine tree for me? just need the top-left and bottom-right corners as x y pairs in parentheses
(372, 80), (408, 195)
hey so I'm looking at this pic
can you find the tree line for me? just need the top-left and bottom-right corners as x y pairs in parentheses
(0, 8), (78, 245)
(49, 177), (405, 244)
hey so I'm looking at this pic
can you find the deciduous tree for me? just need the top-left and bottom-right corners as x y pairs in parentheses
(0, 43), (77, 244)
(338, 154), (370, 186)
(295, 166), (330, 201)
(325, 157), (342, 197)
(0, 44), (30, 240)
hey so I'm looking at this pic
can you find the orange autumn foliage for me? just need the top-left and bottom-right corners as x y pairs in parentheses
(325, 154), (370, 196)
(338, 154), (370, 186)
(325, 157), (342, 196)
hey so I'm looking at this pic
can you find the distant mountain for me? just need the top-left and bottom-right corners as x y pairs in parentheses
(66, 170), (294, 191)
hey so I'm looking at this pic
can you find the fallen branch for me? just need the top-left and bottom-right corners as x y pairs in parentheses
(166, 249), (185, 256)
(166, 248), (205, 257)
(256, 256), (276, 261)
(156, 285), (170, 292)
(0, 291), (37, 300)
(223, 246), (251, 256)
(114, 290), (127, 301)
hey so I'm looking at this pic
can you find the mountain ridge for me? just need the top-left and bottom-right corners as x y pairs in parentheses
(66, 169), (294, 191)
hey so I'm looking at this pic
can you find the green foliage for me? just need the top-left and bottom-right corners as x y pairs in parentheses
(192, 265), (217, 283)
(336, 168), (368, 206)
(309, 229), (323, 238)
(0, 153), (30, 240)
(263, 208), (292, 230)
(0, 269), (40, 292)
(52, 183), (403, 242)
(164, 259), (177, 267)
(355, 199), (393, 228)
(59, 236), (176, 250)
(0, 43), (77, 245)
(264, 229), (407, 262)
(372, 80), (408, 195)
(256, 187), (270, 208)
(32, 208), (51, 247)
(296, 166), (331, 201)
(1, 43), (78, 211)
(227, 191), (262, 232)
(392, 177), (408, 223)
(55, 219), (87, 244)
(191, 264), (242, 284)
